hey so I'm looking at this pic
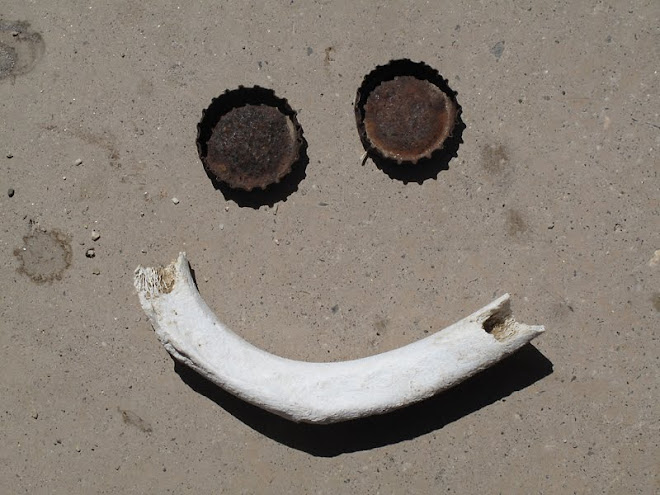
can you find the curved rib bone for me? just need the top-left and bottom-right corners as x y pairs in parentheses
(134, 253), (545, 424)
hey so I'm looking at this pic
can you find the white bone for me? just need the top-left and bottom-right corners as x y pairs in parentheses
(134, 253), (545, 424)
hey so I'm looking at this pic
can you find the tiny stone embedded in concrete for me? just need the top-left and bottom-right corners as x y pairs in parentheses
(491, 41), (505, 59)
(649, 250), (660, 267)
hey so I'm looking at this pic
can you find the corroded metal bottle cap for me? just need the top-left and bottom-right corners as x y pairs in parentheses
(197, 87), (303, 191)
(355, 60), (458, 164)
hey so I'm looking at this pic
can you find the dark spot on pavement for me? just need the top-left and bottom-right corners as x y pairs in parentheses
(481, 143), (510, 175)
(14, 227), (72, 283)
(119, 408), (153, 433)
(324, 46), (335, 65)
(551, 300), (575, 320)
(0, 20), (45, 80)
(374, 317), (389, 335)
(491, 41), (505, 60)
(506, 209), (528, 236)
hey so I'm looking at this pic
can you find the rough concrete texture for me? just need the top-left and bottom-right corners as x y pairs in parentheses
(1, 1), (658, 493)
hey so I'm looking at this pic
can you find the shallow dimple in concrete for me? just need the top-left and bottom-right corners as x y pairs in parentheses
(14, 229), (72, 283)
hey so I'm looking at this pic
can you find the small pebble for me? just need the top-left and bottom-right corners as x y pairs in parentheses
(32, 412), (38, 419)
(219, 224), (224, 230)
(76, 446), (81, 453)
(74, 158), (83, 166)
(649, 250), (660, 267)
(11, 31), (19, 37)
(224, 206), (229, 212)
(92, 268), (100, 275)
(85, 248), (95, 258)
(91, 230), (100, 241)
(274, 238), (280, 246)
(171, 197), (179, 205)
(8, 188), (14, 197)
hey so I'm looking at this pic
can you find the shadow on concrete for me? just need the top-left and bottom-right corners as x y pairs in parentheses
(174, 343), (552, 457)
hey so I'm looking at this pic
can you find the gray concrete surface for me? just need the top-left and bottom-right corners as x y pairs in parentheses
(1, 1), (658, 493)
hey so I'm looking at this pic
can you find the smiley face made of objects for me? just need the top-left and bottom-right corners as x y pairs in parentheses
(134, 59), (545, 425)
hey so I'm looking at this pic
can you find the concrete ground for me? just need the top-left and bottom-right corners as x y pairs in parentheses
(1, 1), (658, 493)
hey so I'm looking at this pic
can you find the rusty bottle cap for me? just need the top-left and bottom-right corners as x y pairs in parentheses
(197, 87), (303, 191)
(355, 60), (458, 165)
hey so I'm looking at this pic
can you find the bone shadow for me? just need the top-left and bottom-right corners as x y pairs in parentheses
(174, 344), (552, 457)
